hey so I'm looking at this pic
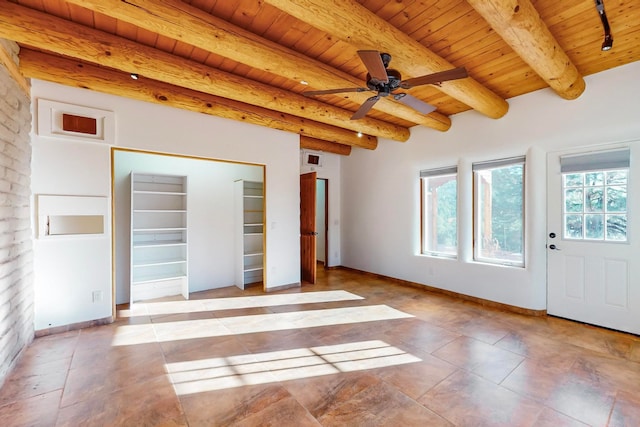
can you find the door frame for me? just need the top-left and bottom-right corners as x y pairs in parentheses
(317, 178), (329, 267)
(112, 147), (266, 313)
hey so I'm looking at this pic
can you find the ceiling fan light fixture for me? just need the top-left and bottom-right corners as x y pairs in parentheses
(601, 34), (613, 51)
(595, 0), (614, 52)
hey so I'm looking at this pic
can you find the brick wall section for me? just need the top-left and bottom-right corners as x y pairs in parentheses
(0, 39), (34, 388)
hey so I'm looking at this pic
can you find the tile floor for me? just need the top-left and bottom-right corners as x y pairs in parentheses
(1, 267), (640, 426)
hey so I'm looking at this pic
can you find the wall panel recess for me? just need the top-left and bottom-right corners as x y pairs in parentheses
(36, 195), (108, 239)
(37, 99), (115, 144)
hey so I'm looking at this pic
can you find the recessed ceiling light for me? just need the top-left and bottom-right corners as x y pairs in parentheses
(357, 132), (363, 137)
(130, 73), (139, 80)
(300, 80), (309, 85)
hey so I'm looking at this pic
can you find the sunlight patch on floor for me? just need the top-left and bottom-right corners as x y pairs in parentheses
(111, 305), (413, 346)
(165, 340), (422, 395)
(118, 290), (364, 318)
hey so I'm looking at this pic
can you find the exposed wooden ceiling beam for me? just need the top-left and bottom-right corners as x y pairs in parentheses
(300, 136), (352, 156)
(262, 0), (509, 119)
(19, 49), (375, 150)
(0, 0), (407, 143)
(63, 0), (452, 132)
(467, 0), (585, 100)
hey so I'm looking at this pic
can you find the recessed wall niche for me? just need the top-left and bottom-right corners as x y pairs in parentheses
(37, 99), (115, 144)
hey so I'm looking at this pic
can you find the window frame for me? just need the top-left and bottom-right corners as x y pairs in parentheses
(420, 166), (458, 258)
(472, 156), (526, 268)
(559, 148), (630, 243)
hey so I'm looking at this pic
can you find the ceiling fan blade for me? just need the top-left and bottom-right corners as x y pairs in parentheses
(351, 95), (380, 120)
(357, 50), (389, 84)
(400, 67), (468, 89)
(394, 93), (437, 115)
(303, 87), (369, 96)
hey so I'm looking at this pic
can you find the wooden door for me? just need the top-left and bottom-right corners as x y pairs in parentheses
(300, 172), (317, 283)
(547, 147), (639, 335)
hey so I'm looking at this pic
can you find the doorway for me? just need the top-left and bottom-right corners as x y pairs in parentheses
(112, 148), (264, 304)
(546, 145), (639, 335)
(300, 173), (331, 284)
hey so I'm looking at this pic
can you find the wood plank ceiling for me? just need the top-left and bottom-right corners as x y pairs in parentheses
(1, 0), (639, 154)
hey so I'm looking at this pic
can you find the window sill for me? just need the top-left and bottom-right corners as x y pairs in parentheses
(472, 258), (525, 269)
(417, 253), (457, 260)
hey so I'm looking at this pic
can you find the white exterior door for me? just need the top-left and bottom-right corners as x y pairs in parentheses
(547, 145), (639, 335)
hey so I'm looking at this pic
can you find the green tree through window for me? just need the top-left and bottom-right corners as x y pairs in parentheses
(435, 179), (457, 249)
(421, 169), (457, 257)
(474, 158), (525, 266)
(490, 165), (523, 255)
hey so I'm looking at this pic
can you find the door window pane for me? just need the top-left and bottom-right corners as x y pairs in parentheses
(562, 169), (628, 242)
(585, 214), (604, 239)
(565, 215), (583, 239)
(565, 189), (583, 212)
(585, 172), (604, 186)
(606, 186), (627, 211)
(585, 187), (603, 212)
(606, 170), (627, 185)
(606, 215), (627, 241)
(564, 174), (583, 186)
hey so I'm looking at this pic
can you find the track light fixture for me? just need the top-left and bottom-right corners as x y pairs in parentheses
(595, 0), (613, 51)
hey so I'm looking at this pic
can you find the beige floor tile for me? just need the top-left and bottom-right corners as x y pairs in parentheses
(544, 374), (616, 426)
(432, 336), (524, 383)
(0, 389), (60, 427)
(420, 370), (543, 427)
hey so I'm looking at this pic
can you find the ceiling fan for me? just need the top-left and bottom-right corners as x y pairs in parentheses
(303, 50), (468, 120)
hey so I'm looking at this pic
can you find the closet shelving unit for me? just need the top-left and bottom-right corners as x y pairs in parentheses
(234, 180), (264, 289)
(130, 173), (188, 303)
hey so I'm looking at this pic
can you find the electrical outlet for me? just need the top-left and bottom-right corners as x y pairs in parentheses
(92, 290), (103, 303)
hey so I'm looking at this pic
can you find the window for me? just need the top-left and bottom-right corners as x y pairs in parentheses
(473, 157), (525, 266)
(420, 166), (457, 257)
(561, 149), (629, 242)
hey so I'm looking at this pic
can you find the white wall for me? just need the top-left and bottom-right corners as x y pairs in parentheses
(31, 135), (113, 330)
(31, 79), (300, 329)
(113, 150), (262, 304)
(341, 61), (640, 310)
(301, 150), (341, 267)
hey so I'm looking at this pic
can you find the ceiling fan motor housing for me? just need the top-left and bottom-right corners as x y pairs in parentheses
(366, 68), (402, 96)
